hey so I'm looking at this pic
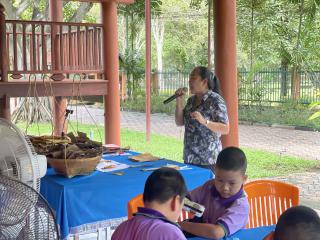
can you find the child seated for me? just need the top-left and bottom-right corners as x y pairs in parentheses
(180, 146), (249, 239)
(263, 205), (320, 240)
(112, 167), (188, 240)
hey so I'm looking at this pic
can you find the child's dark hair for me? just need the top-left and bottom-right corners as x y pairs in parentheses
(143, 167), (187, 204)
(216, 147), (247, 174)
(274, 205), (320, 240)
(194, 66), (221, 94)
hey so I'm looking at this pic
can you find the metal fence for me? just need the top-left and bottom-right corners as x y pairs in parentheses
(144, 69), (320, 104)
(238, 68), (320, 104)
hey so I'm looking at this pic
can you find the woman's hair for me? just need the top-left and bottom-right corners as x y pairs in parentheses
(194, 66), (221, 94)
(143, 167), (187, 204)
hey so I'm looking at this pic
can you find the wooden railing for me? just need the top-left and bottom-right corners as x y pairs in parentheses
(4, 20), (104, 80)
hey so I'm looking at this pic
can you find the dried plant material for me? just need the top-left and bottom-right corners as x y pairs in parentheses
(112, 172), (125, 176)
(102, 165), (116, 169)
(129, 153), (161, 162)
(29, 132), (103, 178)
(102, 145), (130, 154)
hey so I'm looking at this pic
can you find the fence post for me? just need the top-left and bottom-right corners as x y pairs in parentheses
(151, 71), (159, 95)
(0, 4), (10, 120)
(280, 66), (288, 97)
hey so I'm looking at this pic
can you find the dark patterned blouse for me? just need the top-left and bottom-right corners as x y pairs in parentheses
(183, 90), (229, 166)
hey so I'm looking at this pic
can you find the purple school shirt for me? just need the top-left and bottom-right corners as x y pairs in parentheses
(111, 207), (186, 240)
(188, 179), (249, 236)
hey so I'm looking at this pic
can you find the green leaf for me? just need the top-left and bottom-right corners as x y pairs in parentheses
(309, 102), (320, 109)
(309, 111), (320, 120)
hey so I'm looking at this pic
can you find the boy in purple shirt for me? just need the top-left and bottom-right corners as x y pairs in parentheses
(263, 205), (320, 240)
(112, 167), (188, 240)
(180, 146), (249, 239)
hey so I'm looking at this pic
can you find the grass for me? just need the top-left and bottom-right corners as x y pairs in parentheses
(238, 103), (320, 130)
(16, 122), (320, 179)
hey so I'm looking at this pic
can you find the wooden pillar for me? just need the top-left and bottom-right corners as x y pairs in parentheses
(102, 1), (121, 145)
(145, 0), (151, 141)
(0, 4), (10, 120)
(207, 0), (212, 69)
(50, 0), (67, 136)
(214, 0), (239, 147)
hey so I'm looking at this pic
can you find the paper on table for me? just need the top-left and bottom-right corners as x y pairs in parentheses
(129, 153), (161, 162)
(96, 160), (129, 172)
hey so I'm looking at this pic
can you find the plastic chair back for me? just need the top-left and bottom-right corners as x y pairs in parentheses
(127, 193), (193, 221)
(244, 180), (299, 228)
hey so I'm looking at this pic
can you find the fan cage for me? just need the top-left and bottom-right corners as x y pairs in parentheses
(0, 175), (60, 240)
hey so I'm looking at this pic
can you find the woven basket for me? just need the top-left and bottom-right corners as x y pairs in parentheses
(47, 155), (101, 178)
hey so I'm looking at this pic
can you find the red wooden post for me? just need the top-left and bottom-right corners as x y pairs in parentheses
(214, 0), (239, 147)
(145, 0), (151, 141)
(50, 0), (67, 136)
(208, 0), (212, 69)
(102, 1), (121, 145)
(41, 25), (48, 71)
(0, 4), (10, 120)
(22, 24), (27, 71)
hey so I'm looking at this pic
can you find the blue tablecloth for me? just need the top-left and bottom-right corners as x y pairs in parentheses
(40, 151), (213, 239)
(189, 225), (275, 240)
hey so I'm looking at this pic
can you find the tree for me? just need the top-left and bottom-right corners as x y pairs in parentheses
(152, 16), (165, 74)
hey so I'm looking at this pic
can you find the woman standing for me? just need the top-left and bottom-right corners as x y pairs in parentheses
(175, 66), (229, 168)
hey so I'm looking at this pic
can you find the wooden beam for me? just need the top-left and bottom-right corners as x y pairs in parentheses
(0, 80), (108, 97)
(66, 0), (134, 4)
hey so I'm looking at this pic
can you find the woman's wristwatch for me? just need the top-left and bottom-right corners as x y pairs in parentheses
(205, 119), (210, 126)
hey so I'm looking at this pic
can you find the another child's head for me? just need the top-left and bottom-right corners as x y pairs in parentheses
(143, 167), (188, 222)
(214, 147), (247, 198)
(273, 205), (320, 240)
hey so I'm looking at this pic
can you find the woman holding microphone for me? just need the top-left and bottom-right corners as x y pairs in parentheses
(175, 66), (229, 170)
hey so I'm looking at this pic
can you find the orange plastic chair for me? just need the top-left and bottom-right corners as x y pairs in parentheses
(127, 193), (193, 221)
(244, 180), (299, 229)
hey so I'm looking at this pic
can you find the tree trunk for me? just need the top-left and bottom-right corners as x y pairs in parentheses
(151, 17), (164, 85)
(291, 0), (304, 101)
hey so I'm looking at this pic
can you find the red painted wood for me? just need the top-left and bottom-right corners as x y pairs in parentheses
(0, 79), (108, 97)
(102, 1), (121, 145)
(214, 0), (239, 147)
(32, 24), (37, 71)
(5, 19), (102, 27)
(41, 25), (48, 70)
(13, 23), (18, 71)
(22, 24), (27, 71)
(0, 4), (9, 119)
(145, 0), (151, 141)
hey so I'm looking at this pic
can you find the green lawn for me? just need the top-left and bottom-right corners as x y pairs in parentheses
(17, 122), (320, 179)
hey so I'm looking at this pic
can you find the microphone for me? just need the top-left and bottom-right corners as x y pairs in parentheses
(163, 87), (188, 104)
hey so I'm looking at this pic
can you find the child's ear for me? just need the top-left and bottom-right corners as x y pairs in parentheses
(170, 195), (178, 211)
(243, 174), (248, 183)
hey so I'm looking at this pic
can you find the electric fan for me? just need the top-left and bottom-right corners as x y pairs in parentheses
(0, 175), (59, 239)
(0, 118), (47, 191)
